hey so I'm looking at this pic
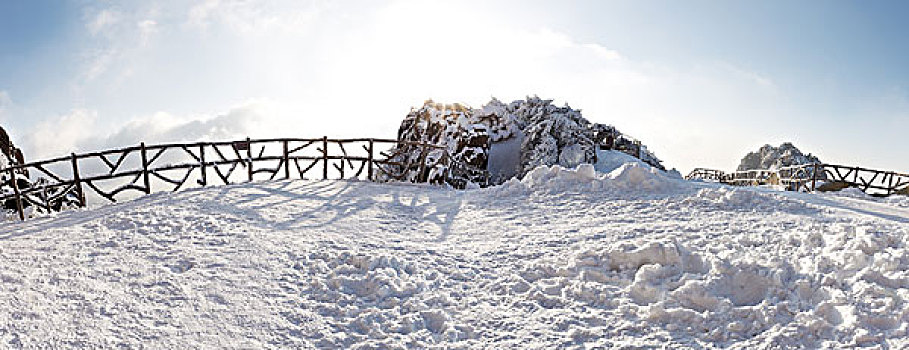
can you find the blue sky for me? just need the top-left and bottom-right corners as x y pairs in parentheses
(0, 0), (907, 173)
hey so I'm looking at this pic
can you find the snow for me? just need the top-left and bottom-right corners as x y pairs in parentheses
(1, 160), (908, 348)
(594, 149), (654, 173)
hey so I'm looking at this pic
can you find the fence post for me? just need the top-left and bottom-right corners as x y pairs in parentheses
(140, 142), (151, 195)
(199, 144), (207, 186)
(7, 167), (24, 221)
(337, 142), (345, 180)
(443, 150), (452, 186)
(71, 153), (85, 207)
(41, 186), (51, 213)
(322, 136), (328, 180)
(246, 137), (253, 183)
(887, 172), (894, 196)
(367, 139), (374, 181)
(811, 163), (819, 192)
(283, 140), (290, 180)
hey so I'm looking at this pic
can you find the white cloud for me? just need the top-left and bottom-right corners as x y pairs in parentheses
(583, 43), (623, 61)
(22, 103), (268, 160)
(186, 0), (322, 35)
(0, 90), (10, 117)
(100, 105), (262, 150)
(0, 90), (9, 126)
(137, 19), (158, 46)
(81, 49), (117, 82)
(87, 9), (120, 36)
(187, 0), (221, 29)
(78, 6), (162, 85)
(25, 109), (98, 159)
(718, 62), (776, 90)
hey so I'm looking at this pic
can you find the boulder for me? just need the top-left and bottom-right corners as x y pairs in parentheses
(816, 181), (851, 192)
(895, 186), (909, 196)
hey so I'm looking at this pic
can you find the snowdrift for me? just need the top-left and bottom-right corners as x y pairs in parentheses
(1, 160), (908, 348)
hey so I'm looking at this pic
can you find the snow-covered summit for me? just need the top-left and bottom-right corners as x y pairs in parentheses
(737, 142), (821, 171)
(390, 97), (666, 187)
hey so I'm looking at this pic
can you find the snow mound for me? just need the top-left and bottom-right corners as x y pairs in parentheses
(609, 163), (681, 192)
(884, 195), (909, 208)
(496, 162), (685, 195)
(826, 187), (909, 209)
(594, 149), (643, 173)
(683, 187), (818, 214)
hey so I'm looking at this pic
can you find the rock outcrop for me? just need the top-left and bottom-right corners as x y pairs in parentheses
(737, 143), (821, 171)
(390, 102), (491, 188)
(384, 97), (666, 188)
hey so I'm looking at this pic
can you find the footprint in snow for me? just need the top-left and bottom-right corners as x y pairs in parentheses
(168, 259), (195, 273)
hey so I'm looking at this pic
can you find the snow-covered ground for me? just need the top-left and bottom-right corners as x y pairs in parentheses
(0, 162), (907, 348)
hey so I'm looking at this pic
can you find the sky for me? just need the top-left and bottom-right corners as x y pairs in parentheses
(0, 0), (907, 174)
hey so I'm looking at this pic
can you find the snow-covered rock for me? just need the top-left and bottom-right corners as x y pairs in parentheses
(0, 125), (26, 175)
(386, 101), (490, 188)
(0, 126), (31, 212)
(737, 142), (822, 171)
(388, 97), (667, 188)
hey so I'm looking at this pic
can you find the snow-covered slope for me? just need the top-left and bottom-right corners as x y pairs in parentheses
(1, 164), (908, 348)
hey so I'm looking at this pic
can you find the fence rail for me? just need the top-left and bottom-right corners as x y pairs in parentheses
(1, 137), (460, 221)
(686, 163), (909, 196)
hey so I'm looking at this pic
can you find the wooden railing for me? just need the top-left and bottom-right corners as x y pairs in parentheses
(1, 137), (462, 221)
(686, 163), (909, 196)
(686, 168), (726, 182)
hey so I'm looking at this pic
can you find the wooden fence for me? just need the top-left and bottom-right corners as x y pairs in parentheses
(1, 137), (459, 221)
(686, 163), (909, 196)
